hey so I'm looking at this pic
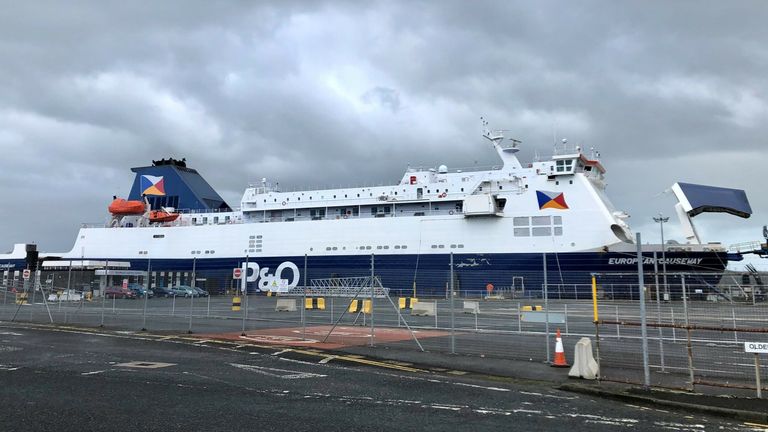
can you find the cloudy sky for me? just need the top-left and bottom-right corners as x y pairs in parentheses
(0, 1), (766, 267)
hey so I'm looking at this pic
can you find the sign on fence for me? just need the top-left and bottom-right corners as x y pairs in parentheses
(521, 312), (565, 324)
(232, 268), (242, 280)
(22, 269), (30, 280)
(744, 342), (768, 354)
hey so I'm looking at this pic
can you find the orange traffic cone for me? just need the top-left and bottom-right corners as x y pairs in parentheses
(551, 328), (569, 368)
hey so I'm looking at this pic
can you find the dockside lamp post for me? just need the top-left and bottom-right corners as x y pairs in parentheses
(653, 214), (670, 300)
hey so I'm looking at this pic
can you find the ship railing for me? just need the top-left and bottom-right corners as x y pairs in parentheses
(728, 241), (764, 253)
(552, 142), (582, 156)
(249, 208), (464, 224)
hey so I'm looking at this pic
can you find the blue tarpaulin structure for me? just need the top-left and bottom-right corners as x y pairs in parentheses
(672, 182), (752, 219)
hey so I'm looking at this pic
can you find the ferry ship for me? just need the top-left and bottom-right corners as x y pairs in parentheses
(0, 126), (753, 297)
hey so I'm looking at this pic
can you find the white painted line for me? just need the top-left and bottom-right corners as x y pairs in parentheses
(229, 363), (326, 379)
(81, 370), (108, 376)
(454, 382), (510, 392)
(277, 357), (318, 366)
(272, 349), (293, 356)
(318, 356), (337, 364)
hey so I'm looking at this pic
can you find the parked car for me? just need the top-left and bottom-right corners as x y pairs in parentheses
(128, 283), (153, 298)
(104, 286), (137, 299)
(175, 285), (200, 297)
(151, 286), (174, 298)
(191, 286), (209, 297)
(169, 285), (195, 297)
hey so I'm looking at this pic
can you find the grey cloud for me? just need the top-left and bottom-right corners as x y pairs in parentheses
(0, 0), (765, 266)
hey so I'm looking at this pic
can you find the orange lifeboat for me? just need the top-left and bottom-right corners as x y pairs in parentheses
(108, 198), (145, 215)
(149, 210), (180, 223)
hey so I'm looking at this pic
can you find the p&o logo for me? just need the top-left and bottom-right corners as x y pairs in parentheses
(240, 261), (300, 293)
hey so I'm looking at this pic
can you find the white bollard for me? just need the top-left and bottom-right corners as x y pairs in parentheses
(568, 337), (600, 380)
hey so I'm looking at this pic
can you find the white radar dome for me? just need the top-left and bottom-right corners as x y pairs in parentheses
(438, 164), (448, 174)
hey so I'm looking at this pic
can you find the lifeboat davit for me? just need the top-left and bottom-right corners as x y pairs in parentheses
(108, 198), (145, 215)
(149, 210), (180, 223)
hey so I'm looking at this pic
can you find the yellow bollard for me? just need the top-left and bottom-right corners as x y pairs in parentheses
(232, 296), (241, 312)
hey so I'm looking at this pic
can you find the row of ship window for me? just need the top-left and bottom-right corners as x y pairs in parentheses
(512, 215), (564, 237)
(140, 250), (219, 255)
(265, 187), (468, 203)
(247, 235), (263, 253)
(190, 216), (232, 225)
(320, 244), (465, 251)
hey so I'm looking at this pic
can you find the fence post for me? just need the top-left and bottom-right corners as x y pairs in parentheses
(100, 289), (105, 327)
(370, 253), (375, 348)
(682, 275), (689, 327)
(517, 301), (521, 333)
(670, 307), (677, 342)
(754, 353), (762, 399)
(241, 255), (248, 336)
(207, 294), (210, 317)
(141, 258), (150, 331)
(543, 252), (550, 363)
(615, 305), (620, 340)
(187, 292), (194, 334)
(732, 307), (738, 342)
(686, 326), (695, 391)
(450, 252), (455, 354)
(302, 254), (308, 341)
(682, 274), (694, 391)
(653, 251), (666, 373)
(635, 232), (650, 389)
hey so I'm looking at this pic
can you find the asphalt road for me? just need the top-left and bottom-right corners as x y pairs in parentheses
(1, 294), (766, 390)
(0, 323), (763, 432)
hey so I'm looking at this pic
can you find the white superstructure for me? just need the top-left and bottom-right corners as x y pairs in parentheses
(55, 127), (638, 262)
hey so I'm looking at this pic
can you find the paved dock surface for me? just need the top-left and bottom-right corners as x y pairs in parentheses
(0, 323), (764, 432)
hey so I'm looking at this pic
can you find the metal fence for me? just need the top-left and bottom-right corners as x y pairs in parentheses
(1, 257), (766, 398)
(595, 273), (768, 397)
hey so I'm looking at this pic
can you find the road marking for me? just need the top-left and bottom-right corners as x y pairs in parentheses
(272, 349), (293, 356)
(240, 335), (319, 344)
(81, 370), (108, 376)
(229, 363), (326, 379)
(318, 356), (337, 364)
(519, 391), (576, 400)
(0, 345), (22, 352)
(0, 364), (19, 371)
(115, 361), (176, 369)
(454, 382), (510, 392)
(0, 331), (23, 336)
(284, 348), (423, 373)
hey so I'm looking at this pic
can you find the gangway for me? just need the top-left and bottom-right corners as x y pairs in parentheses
(284, 276), (423, 351)
(281, 276), (390, 298)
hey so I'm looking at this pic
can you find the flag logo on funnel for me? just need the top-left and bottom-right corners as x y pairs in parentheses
(536, 191), (569, 210)
(141, 175), (165, 196)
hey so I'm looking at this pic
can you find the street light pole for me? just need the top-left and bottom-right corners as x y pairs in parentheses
(653, 214), (670, 300)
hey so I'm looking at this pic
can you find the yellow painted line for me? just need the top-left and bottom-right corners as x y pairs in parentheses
(286, 348), (423, 373)
(743, 422), (768, 430)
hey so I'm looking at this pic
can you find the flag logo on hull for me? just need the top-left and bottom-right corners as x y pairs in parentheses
(536, 191), (569, 210)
